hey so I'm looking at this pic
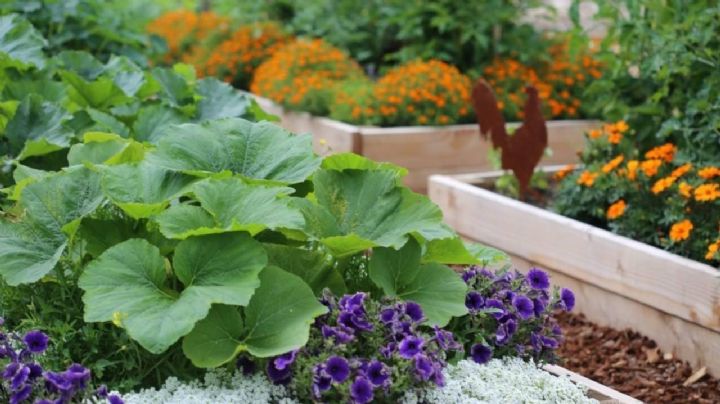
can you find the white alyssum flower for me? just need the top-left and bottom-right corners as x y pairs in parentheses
(122, 358), (597, 404)
(122, 369), (298, 404)
(403, 358), (598, 404)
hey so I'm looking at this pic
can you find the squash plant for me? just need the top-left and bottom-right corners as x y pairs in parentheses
(0, 116), (502, 369)
(0, 14), (260, 195)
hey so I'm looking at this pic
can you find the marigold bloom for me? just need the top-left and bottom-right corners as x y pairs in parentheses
(679, 182), (693, 198)
(670, 163), (692, 179)
(669, 219), (693, 242)
(640, 159), (662, 177)
(651, 176), (676, 194)
(606, 200), (626, 220)
(694, 184), (720, 202)
(577, 171), (598, 187)
(588, 129), (603, 139)
(626, 160), (639, 180)
(644, 143), (676, 162)
(607, 132), (623, 144)
(706, 241), (720, 261)
(698, 166), (720, 179)
(614, 120), (629, 133)
(554, 164), (576, 181)
(601, 155), (624, 174)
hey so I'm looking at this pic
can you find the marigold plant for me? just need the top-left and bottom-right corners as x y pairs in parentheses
(553, 121), (720, 265)
(251, 38), (364, 115)
(370, 60), (473, 126)
(200, 23), (290, 89)
(482, 41), (602, 120)
(147, 10), (230, 64)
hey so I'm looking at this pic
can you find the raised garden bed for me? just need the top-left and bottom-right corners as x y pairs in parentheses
(428, 168), (720, 376)
(257, 96), (600, 193)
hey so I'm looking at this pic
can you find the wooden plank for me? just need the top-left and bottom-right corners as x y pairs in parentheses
(428, 175), (720, 374)
(428, 175), (720, 331)
(544, 364), (642, 404)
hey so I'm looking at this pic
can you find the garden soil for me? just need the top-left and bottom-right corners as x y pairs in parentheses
(557, 312), (720, 404)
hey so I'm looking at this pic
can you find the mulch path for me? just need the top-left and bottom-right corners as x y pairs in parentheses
(557, 312), (720, 404)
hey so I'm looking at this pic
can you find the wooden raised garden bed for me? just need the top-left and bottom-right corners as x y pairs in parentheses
(545, 364), (641, 404)
(256, 96), (601, 193)
(428, 169), (720, 376)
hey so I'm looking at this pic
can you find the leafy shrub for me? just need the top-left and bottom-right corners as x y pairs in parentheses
(370, 60), (473, 126)
(147, 10), (230, 64)
(553, 122), (720, 265)
(200, 23), (291, 89)
(579, 0), (720, 159)
(250, 38), (364, 115)
(0, 0), (159, 65)
(0, 319), (123, 403)
(482, 41), (603, 120)
(264, 0), (549, 73)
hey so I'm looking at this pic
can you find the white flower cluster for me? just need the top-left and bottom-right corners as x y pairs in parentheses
(122, 358), (597, 404)
(121, 369), (298, 404)
(403, 358), (598, 404)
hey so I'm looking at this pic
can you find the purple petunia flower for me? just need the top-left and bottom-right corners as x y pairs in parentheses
(560, 288), (575, 311)
(365, 360), (389, 386)
(11, 365), (30, 390)
(512, 295), (534, 319)
(405, 302), (424, 322)
(3, 362), (20, 380)
(530, 332), (542, 352)
(325, 356), (350, 383)
(461, 268), (477, 283)
(379, 308), (397, 324)
(339, 293), (366, 313)
(97, 385), (109, 398)
(470, 344), (493, 364)
(465, 291), (484, 311)
(22, 330), (49, 354)
(312, 373), (332, 397)
(527, 268), (550, 290)
(64, 363), (91, 388)
(44, 371), (72, 393)
(108, 395), (124, 404)
(266, 360), (292, 385)
(484, 298), (505, 319)
(380, 342), (396, 359)
(27, 363), (42, 379)
(10, 384), (32, 404)
(532, 297), (547, 317)
(350, 377), (374, 404)
(398, 335), (424, 359)
(273, 350), (298, 371)
(413, 355), (434, 381)
(432, 326), (461, 351)
(541, 336), (559, 349)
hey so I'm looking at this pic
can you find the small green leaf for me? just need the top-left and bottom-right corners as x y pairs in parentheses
(0, 221), (66, 286)
(0, 14), (46, 69)
(195, 78), (251, 121)
(369, 239), (467, 326)
(4, 95), (72, 159)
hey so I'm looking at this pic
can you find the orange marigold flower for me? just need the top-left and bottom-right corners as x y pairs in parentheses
(669, 219), (693, 242)
(614, 120), (629, 133)
(640, 159), (662, 177)
(694, 184), (720, 202)
(679, 182), (693, 198)
(651, 176), (676, 194)
(588, 129), (603, 139)
(554, 164), (576, 181)
(607, 131), (623, 144)
(606, 200), (626, 220)
(577, 170), (598, 187)
(644, 143), (676, 162)
(670, 163), (692, 179)
(626, 160), (639, 180)
(706, 241), (720, 261)
(698, 166), (720, 179)
(601, 155), (624, 173)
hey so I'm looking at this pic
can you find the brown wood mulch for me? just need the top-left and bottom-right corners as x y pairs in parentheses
(556, 312), (720, 404)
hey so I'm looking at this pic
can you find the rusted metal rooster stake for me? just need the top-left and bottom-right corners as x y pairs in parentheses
(471, 79), (547, 200)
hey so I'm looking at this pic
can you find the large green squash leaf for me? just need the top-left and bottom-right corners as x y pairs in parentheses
(60, 71), (131, 110)
(79, 233), (267, 353)
(152, 67), (193, 107)
(133, 105), (185, 143)
(264, 243), (346, 295)
(0, 221), (65, 286)
(101, 162), (198, 218)
(155, 178), (304, 239)
(0, 14), (46, 70)
(67, 132), (145, 166)
(20, 166), (104, 237)
(322, 153), (408, 178)
(4, 95), (73, 159)
(369, 238), (467, 326)
(147, 118), (320, 183)
(182, 266), (327, 367)
(103, 55), (146, 97)
(55, 51), (105, 80)
(307, 169), (455, 256)
(195, 78), (251, 121)
(422, 237), (510, 266)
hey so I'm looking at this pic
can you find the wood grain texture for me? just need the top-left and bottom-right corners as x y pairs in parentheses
(429, 174), (720, 375)
(544, 364), (643, 404)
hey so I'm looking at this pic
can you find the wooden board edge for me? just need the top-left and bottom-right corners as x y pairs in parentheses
(543, 364), (643, 404)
